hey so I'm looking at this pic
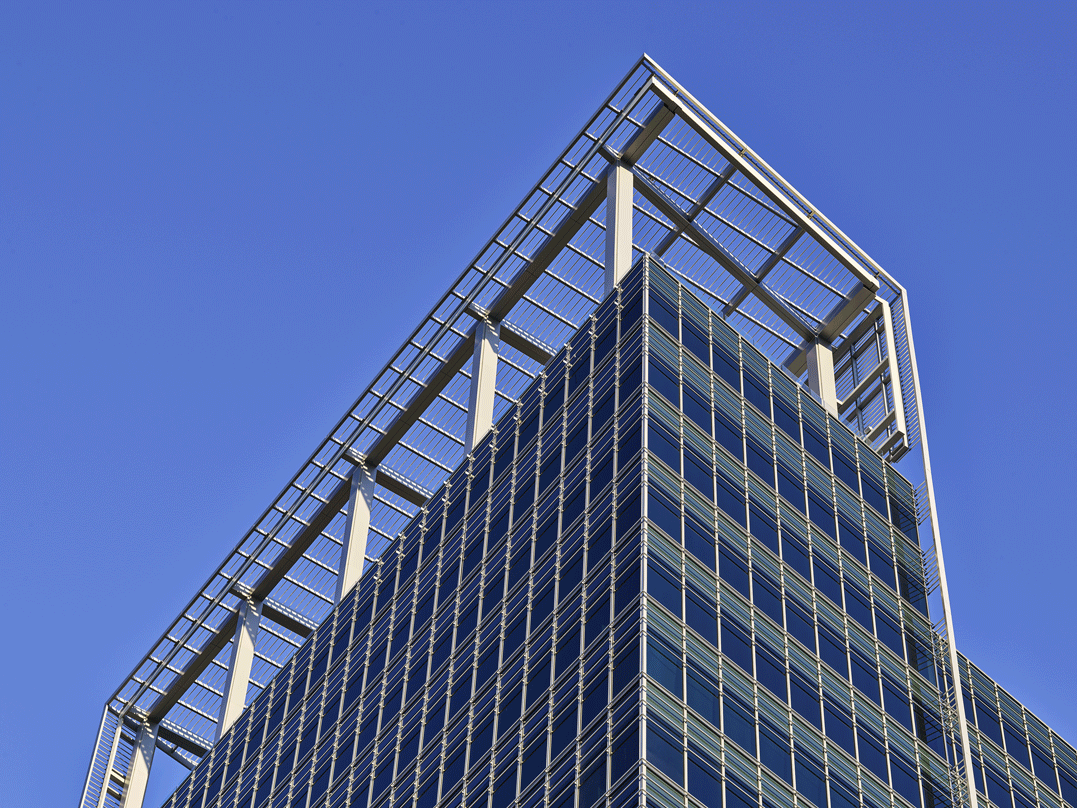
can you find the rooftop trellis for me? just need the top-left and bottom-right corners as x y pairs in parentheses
(80, 56), (943, 808)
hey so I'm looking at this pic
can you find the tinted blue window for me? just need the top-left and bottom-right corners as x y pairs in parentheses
(687, 665), (721, 727)
(824, 701), (855, 756)
(833, 449), (857, 492)
(795, 755), (826, 808)
(746, 436), (773, 482)
(648, 562), (681, 619)
(552, 705), (577, 760)
(743, 371), (770, 416)
(649, 358), (680, 407)
(718, 545), (750, 598)
(781, 531), (811, 581)
(791, 669), (821, 728)
(756, 642), (787, 702)
(650, 294), (679, 338)
(684, 446), (712, 501)
(648, 419), (679, 472)
(715, 410), (743, 459)
(685, 512), (715, 570)
(891, 755), (922, 807)
(773, 399), (799, 443)
(721, 619), (752, 674)
(777, 464), (804, 512)
(688, 754), (722, 808)
(838, 515), (867, 565)
(802, 424), (827, 465)
(683, 321), (709, 366)
(716, 474), (747, 527)
(727, 778), (759, 808)
(752, 571), (783, 627)
(686, 591), (717, 643)
(812, 555), (842, 606)
(760, 722), (791, 783)
(713, 344), (740, 391)
(723, 692), (756, 754)
(647, 722), (683, 785)
(818, 625), (847, 677)
(786, 600), (816, 653)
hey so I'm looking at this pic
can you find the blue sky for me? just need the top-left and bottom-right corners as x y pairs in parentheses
(1, 3), (1074, 806)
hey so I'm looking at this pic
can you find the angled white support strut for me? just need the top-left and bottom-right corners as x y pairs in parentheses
(336, 463), (377, 602)
(605, 161), (633, 295)
(902, 293), (979, 808)
(465, 320), (500, 454)
(216, 597), (262, 741)
(118, 721), (158, 808)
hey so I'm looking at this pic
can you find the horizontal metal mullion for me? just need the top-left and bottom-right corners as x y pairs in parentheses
(174, 697), (222, 726)
(257, 619), (307, 647)
(372, 493), (417, 519)
(493, 351), (535, 381)
(519, 296), (579, 330)
(395, 440), (456, 474)
(838, 361), (889, 416)
(279, 574), (334, 605)
(545, 262), (604, 299)
(633, 163), (699, 214)
(415, 415), (465, 445)
(724, 306), (802, 350)
(653, 134), (727, 180)
(293, 550), (341, 579)
(722, 176), (799, 229)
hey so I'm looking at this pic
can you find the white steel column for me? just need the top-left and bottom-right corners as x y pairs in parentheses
(902, 293), (979, 808)
(465, 320), (501, 454)
(805, 339), (839, 416)
(605, 161), (634, 295)
(216, 598), (262, 741)
(335, 464), (377, 602)
(119, 721), (158, 808)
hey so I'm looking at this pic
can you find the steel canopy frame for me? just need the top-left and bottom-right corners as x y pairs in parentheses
(81, 55), (974, 808)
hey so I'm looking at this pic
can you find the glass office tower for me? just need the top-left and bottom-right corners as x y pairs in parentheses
(82, 57), (1074, 808)
(151, 258), (1077, 808)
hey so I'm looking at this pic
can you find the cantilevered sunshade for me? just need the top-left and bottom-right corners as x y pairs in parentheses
(81, 56), (927, 808)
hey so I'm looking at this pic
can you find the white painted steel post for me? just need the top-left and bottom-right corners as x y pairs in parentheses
(605, 161), (634, 295)
(805, 339), (839, 416)
(119, 721), (158, 808)
(216, 598), (263, 741)
(464, 320), (500, 454)
(336, 464), (377, 602)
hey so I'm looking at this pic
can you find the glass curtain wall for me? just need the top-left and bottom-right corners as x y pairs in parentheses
(156, 258), (1076, 808)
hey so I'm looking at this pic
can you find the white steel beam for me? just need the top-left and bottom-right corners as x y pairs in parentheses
(723, 227), (804, 317)
(464, 320), (501, 454)
(837, 358), (887, 416)
(879, 298), (908, 446)
(654, 163), (738, 258)
(648, 80), (880, 295)
(500, 319), (553, 365)
(215, 598), (262, 741)
(632, 169), (815, 341)
(119, 721), (158, 808)
(805, 340), (839, 416)
(605, 161), (634, 295)
(335, 464), (377, 602)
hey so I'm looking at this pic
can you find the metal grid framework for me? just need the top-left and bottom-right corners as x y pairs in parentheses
(81, 56), (937, 808)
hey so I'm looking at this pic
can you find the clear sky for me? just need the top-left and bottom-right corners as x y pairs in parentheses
(1, 3), (1074, 807)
